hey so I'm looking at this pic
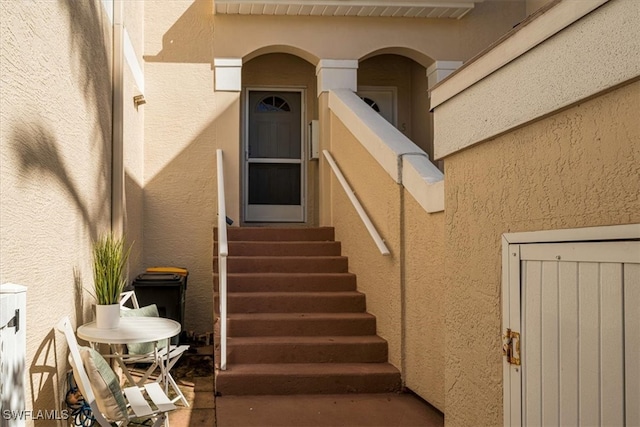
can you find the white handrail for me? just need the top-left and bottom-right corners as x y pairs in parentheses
(216, 149), (228, 370)
(323, 150), (390, 256)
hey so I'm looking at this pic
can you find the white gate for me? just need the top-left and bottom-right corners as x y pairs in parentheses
(503, 225), (640, 426)
(0, 284), (27, 427)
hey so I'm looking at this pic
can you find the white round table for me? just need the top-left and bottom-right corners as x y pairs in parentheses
(77, 316), (181, 394)
(77, 316), (181, 344)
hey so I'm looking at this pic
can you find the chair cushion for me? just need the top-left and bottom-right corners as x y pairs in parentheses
(78, 346), (128, 421)
(120, 304), (164, 354)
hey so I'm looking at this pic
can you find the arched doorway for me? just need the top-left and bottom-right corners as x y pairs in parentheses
(242, 53), (318, 224)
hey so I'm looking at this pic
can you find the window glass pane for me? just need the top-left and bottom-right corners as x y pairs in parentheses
(248, 164), (301, 205)
(257, 96), (291, 112)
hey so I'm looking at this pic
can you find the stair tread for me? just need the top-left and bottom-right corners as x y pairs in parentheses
(228, 291), (363, 297)
(220, 272), (356, 278)
(221, 227), (335, 242)
(227, 241), (338, 245)
(228, 335), (386, 344)
(228, 256), (347, 260)
(228, 312), (375, 320)
(219, 363), (400, 375)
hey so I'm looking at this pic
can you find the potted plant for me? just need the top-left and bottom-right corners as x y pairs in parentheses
(92, 233), (132, 329)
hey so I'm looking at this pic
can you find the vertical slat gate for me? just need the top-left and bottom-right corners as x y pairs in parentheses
(515, 241), (639, 426)
(625, 263), (640, 426)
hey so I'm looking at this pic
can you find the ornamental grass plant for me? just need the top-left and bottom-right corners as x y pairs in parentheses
(92, 233), (132, 305)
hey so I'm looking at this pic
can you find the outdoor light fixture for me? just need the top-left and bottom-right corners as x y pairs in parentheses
(133, 94), (146, 107)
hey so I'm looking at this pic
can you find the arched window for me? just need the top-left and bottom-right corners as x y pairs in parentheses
(256, 96), (291, 112)
(360, 97), (381, 113)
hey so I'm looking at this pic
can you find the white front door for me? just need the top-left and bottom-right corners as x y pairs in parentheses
(357, 86), (397, 127)
(244, 90), (305, 222)
(503, 239), (640, 426)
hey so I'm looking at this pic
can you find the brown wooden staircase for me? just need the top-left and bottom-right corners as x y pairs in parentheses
(214, 227), (401, 395)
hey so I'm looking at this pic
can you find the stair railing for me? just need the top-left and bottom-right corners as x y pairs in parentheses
(323, 150), (390, 256)
(216, 149), (229, 370)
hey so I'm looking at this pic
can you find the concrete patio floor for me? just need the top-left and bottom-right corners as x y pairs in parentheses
(165, 352), (443, 427)
(170, 377), (444, 427)
(129, 345), (443, 427)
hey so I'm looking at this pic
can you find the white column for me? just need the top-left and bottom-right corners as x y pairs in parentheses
(316, 59), (359, 94)
(427, 60), (463, 90)
(214, 58), (242, 92)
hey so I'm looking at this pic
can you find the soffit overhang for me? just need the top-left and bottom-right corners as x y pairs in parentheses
(214, 0), (481, 19)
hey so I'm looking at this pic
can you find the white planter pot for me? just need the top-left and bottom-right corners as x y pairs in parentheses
(95, 304), (120, 329)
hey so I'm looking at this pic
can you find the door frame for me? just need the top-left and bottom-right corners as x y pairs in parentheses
(501, 223), (640, 426)
(242, 87), (307, 223)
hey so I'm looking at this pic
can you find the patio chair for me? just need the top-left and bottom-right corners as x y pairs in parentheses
(56, 316), (176, 427)
(118, 291), (190, 406)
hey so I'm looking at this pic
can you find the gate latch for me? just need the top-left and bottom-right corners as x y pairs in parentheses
(503, 328), (520, 366)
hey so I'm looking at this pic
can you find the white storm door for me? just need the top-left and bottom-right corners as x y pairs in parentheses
(245, 90), (304, 222)
(504, 240), (640, 426)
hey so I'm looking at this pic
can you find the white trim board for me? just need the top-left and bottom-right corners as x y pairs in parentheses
(432, 0), (640, 159)
(503, 223), (640, 245)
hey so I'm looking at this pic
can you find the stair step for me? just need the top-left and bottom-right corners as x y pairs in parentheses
(227, 336), (389, 364)
(216, 241), (342, 256)
(216, 273), (357, 292)
(228, 291), (366, 313)
(215, 363), (401, 395)
(219, 256), (349, 273)
(216, 227), (335, 242)
(228, 313), (377, 337)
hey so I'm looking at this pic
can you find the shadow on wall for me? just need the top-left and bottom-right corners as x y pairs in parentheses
(143, 117), (218, 334)
(29, 331), (61, 427)
(57, 0), (113, 148)
(7, 0), (113, 420)
(144, 0), (214, 64)
(10, 124), (107, 240)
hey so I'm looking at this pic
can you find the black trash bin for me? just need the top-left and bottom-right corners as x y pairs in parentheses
(131, 267), (188, 344)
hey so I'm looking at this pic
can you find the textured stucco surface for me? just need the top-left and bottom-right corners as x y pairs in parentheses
(443, 80), (640, 427)
(328, 112), (448, 410)
(330, 113), (403, 370)
(144, 0), (218, 335)
(214, 1), (525, 66)
(123, 1), (146, 276)
(403, 196), (445, 410)
(1, 1), (114, 420)
(434, 0), (640, 159)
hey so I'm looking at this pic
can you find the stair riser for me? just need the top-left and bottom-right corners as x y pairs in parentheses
(215, 227), (335, 242)
(215, 274), (357, 292)
(228, 294), (366, 313)
(218, 257), (349, 273)
(216, 372), (401, 395)
(215, 242), (342, 256)
(227, 342), (388, 364)
(228, 317), (376, 337)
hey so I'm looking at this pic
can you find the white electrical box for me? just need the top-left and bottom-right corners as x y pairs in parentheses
(309, 120), (319, 160)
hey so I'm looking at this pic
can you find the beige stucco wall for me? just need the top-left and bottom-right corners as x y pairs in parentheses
(123, 1), (146, 276)
(328, 108), (447, 410)
(403, 195), (445, 410)
(329, 112), (403, 370)
(358, 55), (430, 152)
(144, 0), (225, 335)
(0, 1), (114, 422)
(443, 79), (640, 427)
(214, 1), (525, 65)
